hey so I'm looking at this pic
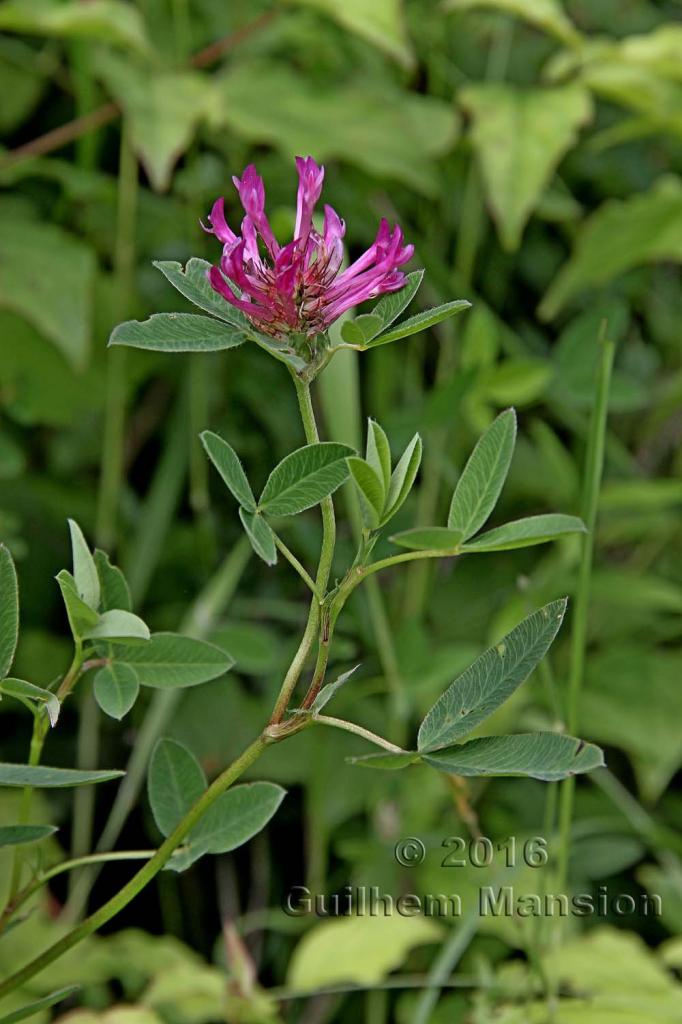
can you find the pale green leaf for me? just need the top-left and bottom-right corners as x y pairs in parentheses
(0, 678), (60, 726)
(238, 509), (278, 566)
(384, 432), (422, 522)
(460, 84), (592, 251)
(0, 220), (95, 369)
(213, 61), (459, 196)
(390, 526), (463, 551)
(462, 514), (586, 552)
(110, 632), (234, 689)
(540, 177), (682, 319)
(418, 599), (567, 751)
(347, 457), (384, 529)
(0, 763), (123, 787)
(190, 781), (286, 855)
(0, 824), (57, 848)
(94, 549), (132, 612)
(361, 301), (471, 348)
(259, 443), (354, 516)
(285, 0), (413, 66)
(311, 664), (360, 713)
(444, 0), (581, 47)
(0, 544), (19, 679)
(200, 431), (256, 511)
(93, 663), (140, 720)
(0, 0), (151, 52)
(153, 258), (251, 329)
(340, 316), (384, 347)
(110, 313), (247, 353)
(366, 420), (392, 493)
(447, 409), (516, 539)
(422, 733), (604, 780)
(68, 518), (100, 610)
(98, 55), (214, 191)
(287, 915), (442, 991)
(0, 987), (80, 1024)
(148, 738), (206, 838)
(55, 569), (100, 639)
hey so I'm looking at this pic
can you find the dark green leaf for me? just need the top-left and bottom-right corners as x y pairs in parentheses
(191, 781), (286, 855)
(0, 763), (123, 787)
(148, 737), (206, 838)
(389, 526), (463, 551)
(55, 569), (100, 639)
(94, 549), (132, 612)
(347, 752), (420, 769)
(239, 508), (278, 566)
(447, 409), (516, 540)
(347, 457), (384, 529)
(384, 432), (422, 522)
(0, 824), (57, 848)
(201, 431), (256, 511)
(418, 599), (567, 751)
(0, 543), (19, 678)
(111, 632), (234, 689)
(153, 258), (251, 328)
(259, 443), (354, 516)
(422, 733), (604, 780)
(366, 419), (392, 493)
(368, 270), (424, 336)
(93, 663), (140, 720)
(0, 987), (80, 1024)
(109, 313), (247, 353)
(462, 514), (586, 552)
(360, 300), (470, 348)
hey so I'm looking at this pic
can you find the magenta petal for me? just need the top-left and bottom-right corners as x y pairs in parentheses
(294, 155), (325, 244)
(204, 197), (237, 245)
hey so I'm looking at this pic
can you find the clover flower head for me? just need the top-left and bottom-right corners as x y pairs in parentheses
(204, 157), (413, 340)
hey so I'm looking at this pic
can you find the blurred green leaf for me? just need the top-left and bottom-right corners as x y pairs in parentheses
(213, 61), (459, 195)
(447, 408), (516, 540)
(0, 0), (151, 52)
(286, 0), (414, 66)
(0, 764), (123, 787)
(110, 313), (247, 353)
(418, 599), (567, 750)
(0, 987), (79, 1024)
(423, 733), (604, 780)
(111, 633), (234, 689)
(259, 443), (354, 516)
(460, 84), (592, 251)
(444, 0), (581, 46)
(94, 663), (140, 720)
(0, 544), (18, 679)
(0, 221), (95, 369)
(540, 176), (682, 318)
(0, 824), (57, 848)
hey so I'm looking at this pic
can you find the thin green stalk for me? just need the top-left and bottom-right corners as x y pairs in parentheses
(410, 911), (479, 1024)
(96, 123), (138, 550)
(313, 715), (405, 753)
(274, 535), (320, 598)
(0, 735), (271, 1000)
(67, 689), (101, 905)
(269, 374), (336, 724)
(556, 332), (615, 899)
(62, 538), (251, 922)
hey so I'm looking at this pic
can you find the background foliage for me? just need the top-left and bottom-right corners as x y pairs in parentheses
(1, 0), (681, 1021)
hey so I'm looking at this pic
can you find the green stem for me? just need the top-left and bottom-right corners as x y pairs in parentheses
(556, 332), (614, 898)
(67, 689), (101, 908)
(6, 712), (49, 904)
(0, 735), (271, 1000)
(269, 375), (336, 724)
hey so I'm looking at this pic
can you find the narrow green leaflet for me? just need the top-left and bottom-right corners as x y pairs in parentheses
(259, 443), (355, 516)
(418, 599), (567, 751)
(148, 738), (206, 838)
(447, 409), (516, 540)
(359, 300), (470, 349)
(94, 663), (140, 720)
(366, 420), (392, 493)
(0, 543), (19, 678)
(94, 549), (132, 612)
(347, 457), (384, 528)
(56, 569), (100, 638)
(311, 664), (361, 713)
(390, 527), (463, 551)
(285, 0), (414, 67)
(384, 433), (422, 522)
(0, 764), (123, 787)
(239, 509), (278, 566)
(201, 431), (256, 511)
(0, 987), (80, 1024)
(110, 313), (247, 353)
(190, 781), (286, 855)
(67, 519), (100, 610)
(153, 258), (251, 329)
(348, 751), (420, 770)
(82, 609), (150, 643)
(110, 632), (234, 689)
(422, 733), (604, 781)
(0, 824), (57, 848)
(462, 514), (586, 552)
(369, 270), (424, 336)
(0, 678), (60, 726)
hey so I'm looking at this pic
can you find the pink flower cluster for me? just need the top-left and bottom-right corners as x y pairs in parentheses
(205, 157), (413, 339)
